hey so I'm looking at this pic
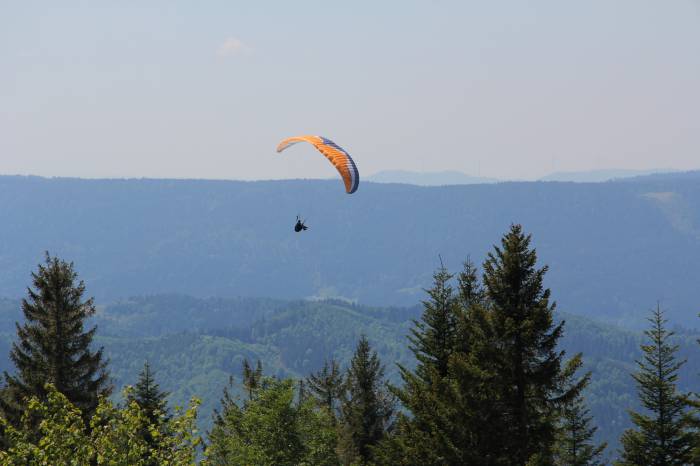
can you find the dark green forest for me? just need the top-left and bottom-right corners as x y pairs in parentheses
(2, 293), (698, 454)
(1, 224), (700, 464)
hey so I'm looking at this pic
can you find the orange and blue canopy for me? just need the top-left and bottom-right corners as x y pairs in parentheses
(276, 135), (359, 194)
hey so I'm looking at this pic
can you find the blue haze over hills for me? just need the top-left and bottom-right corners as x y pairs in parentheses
(1, 172), (699, 327)
(539, 168), (679, 183)
(367, 168), (679, 185)
(366, 170), (498, 185)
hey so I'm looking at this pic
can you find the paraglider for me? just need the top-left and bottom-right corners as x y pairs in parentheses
(276, 135), (359, 194)
(294, 216), (308, 232)
(278, 135), (357, 234)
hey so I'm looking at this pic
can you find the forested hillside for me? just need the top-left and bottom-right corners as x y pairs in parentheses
(1, 294), (697, 451)
(1, 173), (700, 327)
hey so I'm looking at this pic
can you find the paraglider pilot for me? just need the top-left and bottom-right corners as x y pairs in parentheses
(294, 216), (308, 232)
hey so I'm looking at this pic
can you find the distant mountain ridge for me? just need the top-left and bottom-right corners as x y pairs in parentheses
(1, 172), (700, 326)
(367, 170), (498, 186)
(539, 168), (679, 183)
(367, 168), (682, 185)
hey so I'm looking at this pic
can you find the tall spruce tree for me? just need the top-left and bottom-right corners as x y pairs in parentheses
(408, 260), (459, 378)
(481, 224), (584, 465)
(380, 229), (585, 465)
(340, 335), (394, 465)
(307, 358), (344, 417)
(386, 260), (479, 465)
(0, 253), (111, 426)
(438, 262), (505, 465)
(618, 305), (694, 465)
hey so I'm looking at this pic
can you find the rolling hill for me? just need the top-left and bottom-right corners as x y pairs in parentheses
(0, 173), (699, 326)
(1, 294), (698, 451)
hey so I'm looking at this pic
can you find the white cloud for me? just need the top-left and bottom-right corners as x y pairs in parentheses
(217, 37), (250, 57)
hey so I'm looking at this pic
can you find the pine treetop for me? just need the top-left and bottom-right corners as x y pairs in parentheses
(457, 257), (485, 310)
(1, 253), (111, 426)
(619, 305), (694, 466)
(480, 224), (578, 465)
(409, 261), (459, 380)
(341, 335), (395, 464)
(307, 358), (343, 416)
(128, 361), (169, 425)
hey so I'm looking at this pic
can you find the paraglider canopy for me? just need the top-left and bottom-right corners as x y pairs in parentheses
(276, 135), (359, 194)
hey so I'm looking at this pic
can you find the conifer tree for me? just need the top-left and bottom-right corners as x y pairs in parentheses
(481, 224), (584, 465)
(437, 283), (504, 465)
(381, 228), (585, 465)
(618, 305), (694, 465)
(208, 376), (243, 465)
(125, 361), (170, 465)
(387, 260), (477, 465)
(340, 335), (394, 465)
(0, 253), (111, 427)
(554, 389), (606, 466)
(128, 361), (169, 425)
(457, 257), (485, 310)
(408, 260), (459, 378)
(307, 358), (344, 417)
(242, 359), (263, 400)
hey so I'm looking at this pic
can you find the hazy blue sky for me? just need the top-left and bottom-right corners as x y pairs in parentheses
(2, 1), (699, 180)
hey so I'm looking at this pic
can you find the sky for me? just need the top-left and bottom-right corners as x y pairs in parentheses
(1, 0), (699, 181)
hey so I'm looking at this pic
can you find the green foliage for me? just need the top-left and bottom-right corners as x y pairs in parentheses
(129, 361), (170, 425)
(0, 386), (91, 465)
(340, 335), (395, 465)
(150, 398), (202, 466)
(6, 192), (700, 463)
(386, 225), (590, 465)
(617, 305), (694, 465)
(1, 294), (698, 453)
(90, 389), (155, 465)
(554, 387), (607, 465)
(125, 361), (171, 464)
(307, 358), (344, 417)
(206, 376), (338, 466)
(0, 383), (201, 465)
(456, 257), (484, 310)
(242, 358), (263, 400)
(480, 224), (585, 465)
(386, 259), (483, 465)
(409, 261), (459, 379)
(1, 253), (111, 429)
